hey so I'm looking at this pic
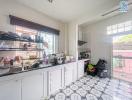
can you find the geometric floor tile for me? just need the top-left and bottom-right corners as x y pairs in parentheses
(86, 94), (98, 100)
(63, 88), (73, 96)
(76, 88), (87, 97)
(49, 75), (132, 100)
(101, 94), (113, 100)
(74, 81), (84, 87)
(86, 81), (95, 87)
(82, 85), (91, 91)
(70, 84), (79, 91)
(104, 89), (116, 97)
(90, 88), (102, 97)
(70, 93), (81, 100)
(55, 93), (65, 100)
(94, 85), (104, 92)
(97, 82), (106, 88)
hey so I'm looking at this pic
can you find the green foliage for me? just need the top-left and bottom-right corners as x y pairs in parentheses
(113, 34), (132, 43)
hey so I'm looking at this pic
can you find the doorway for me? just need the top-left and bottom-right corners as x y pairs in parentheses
(112, 34), (132, 82)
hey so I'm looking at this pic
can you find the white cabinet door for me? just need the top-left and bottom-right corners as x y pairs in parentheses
(78, 60), (84, 79)
(64, 63), (74, 86)
(73, 62), (78, 81)
(48, 68), (62, 95)
(22, 73), (43, 100)
(0, 79), (21, 100)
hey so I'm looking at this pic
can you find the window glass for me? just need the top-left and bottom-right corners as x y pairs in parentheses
(107, 21), (132, 35)
(40, 32), (55, 55)
(16, 26), (56, 56)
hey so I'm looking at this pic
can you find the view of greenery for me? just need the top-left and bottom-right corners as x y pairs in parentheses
(113, 34), (132, 43)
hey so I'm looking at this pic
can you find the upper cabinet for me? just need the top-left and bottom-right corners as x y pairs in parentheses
(0, 79), (21, 100)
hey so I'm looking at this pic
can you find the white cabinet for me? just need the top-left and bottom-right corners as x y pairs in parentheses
(0, 62), (79, 100)
(0, 79), (21, 100)
(64, 62), (77, 86)
(64, 63), (74, 86)
(22, 73), (43, 100)
(48, 67), (63, 95)
(78, 60), (84, 79)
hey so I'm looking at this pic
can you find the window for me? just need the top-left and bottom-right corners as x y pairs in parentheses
(15, 26), (57, 55)
(107, 21), (132, 35)
(40, 32), (56, 55)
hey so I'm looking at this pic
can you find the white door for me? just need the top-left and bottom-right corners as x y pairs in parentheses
(64, 63), (74, 86)
(48, 68), (62, 95)
(22, 73), (43, 100)
(78, 60), (84, 79)
(0, 79), (21, 100)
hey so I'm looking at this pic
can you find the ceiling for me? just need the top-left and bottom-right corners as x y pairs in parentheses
(14, 0), (119, 22)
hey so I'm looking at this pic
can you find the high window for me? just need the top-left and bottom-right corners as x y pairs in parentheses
(107, 21), (132, 35)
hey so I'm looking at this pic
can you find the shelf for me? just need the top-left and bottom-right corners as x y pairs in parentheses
(0, 38), (44, 43)
(0, 48), (44, 51)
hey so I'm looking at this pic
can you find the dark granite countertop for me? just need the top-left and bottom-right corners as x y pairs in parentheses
(0, 61), (76, 77)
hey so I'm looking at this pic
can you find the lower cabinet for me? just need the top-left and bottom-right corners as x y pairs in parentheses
(48, 67), (63, 95)
(78, 60), (85, 79)
(0, 79), (21, 100)
(64, 63), (76, 86)
(0, 62), (79, 100)
(22, 73), (43, 100)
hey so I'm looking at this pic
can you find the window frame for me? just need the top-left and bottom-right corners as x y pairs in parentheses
(15, 26), (58, 55)
(107, 21), (132, 35)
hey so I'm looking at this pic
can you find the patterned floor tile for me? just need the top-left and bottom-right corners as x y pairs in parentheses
(76, 88), (87, 97)
(90, 89), (102, 97)
(94, 85), (104, 92)
(74, 81), (84, 87)
(101, 94), (113, 100)
(86, 81), (95, 87)
(97, 82), (106, 88)
(49, 75), (132, 100)
(106, 85), (118, 92)
(70, 93), (81, 100)
(63, 88), (73, 96)
(70, 84), (79, 91)
(86, 94), (98, 100)
(80, 78), (88, 83)
(82, 84), (91, 91)
(104, 89), (116, 97)
(55, 93), (65, 100)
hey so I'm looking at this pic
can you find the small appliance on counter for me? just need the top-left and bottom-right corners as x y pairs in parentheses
(79, 51), (90, 60)
(65, 55), (75, 63)
(48, 53), (65, 65)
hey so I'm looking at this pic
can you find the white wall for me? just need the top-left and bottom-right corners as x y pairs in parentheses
(0, 0), (67, 53)
(68, 22), (78, 59)
(82, 10), (132, 76)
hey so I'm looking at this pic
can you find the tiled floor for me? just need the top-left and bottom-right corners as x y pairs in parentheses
(49, 75), (132, 100)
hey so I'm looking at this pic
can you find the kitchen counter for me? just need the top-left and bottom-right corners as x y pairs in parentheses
(78, 58), (90, 61)
(0, 61), (76, 78)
